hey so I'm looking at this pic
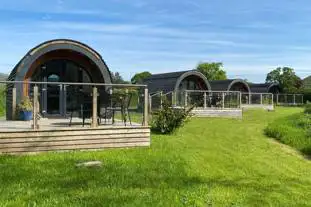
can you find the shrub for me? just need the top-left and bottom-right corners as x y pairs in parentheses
(151, 100), (194, 134)
(0, 86), (5, 116)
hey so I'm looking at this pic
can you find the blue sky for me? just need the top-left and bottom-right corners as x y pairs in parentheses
(0, 0), (310, 82)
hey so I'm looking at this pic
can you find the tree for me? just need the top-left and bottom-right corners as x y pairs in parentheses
(266, 67), (302, 93)
(110, 72), (129, 84)
(131, 71), (152, 84)
(196, 62), (227, 80)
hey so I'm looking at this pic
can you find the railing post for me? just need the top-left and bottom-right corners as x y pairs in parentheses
(271, 94), (274, 105)
(143, 88), (149, 126)
(260, 93), (263, 105)
(293, 94), (296, 105)
(249, 93), (252, 105)
(148, 94), (152, 112)
(184, 91), (188, 107)
(276, 94), (279, 105)
(203, 92), (207, 109)
(160, 91), (163, 109)
(12, 87), (16, 120)
(239, 92), (242, 108)
(32, 85), (39, 130)
(222, 92), (225, 109)
(91, 86), (98, 128)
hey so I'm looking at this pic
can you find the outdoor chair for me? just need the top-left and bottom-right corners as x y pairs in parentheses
(111, 93), (133, 126)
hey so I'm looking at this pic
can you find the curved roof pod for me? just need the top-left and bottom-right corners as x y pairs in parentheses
(249, 83), (281, 94)
(143, 70), (211, 93)
(210, 79), (251, 92)
(7, 39), (112, 84)
(5, 39), (113, 120)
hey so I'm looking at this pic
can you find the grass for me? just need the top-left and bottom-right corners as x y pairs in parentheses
(1, 108), (311, 206)
(265, 107), (311, 156)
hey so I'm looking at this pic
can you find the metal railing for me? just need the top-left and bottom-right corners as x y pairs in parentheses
(241, 93), (273, 105)
(275, 94), (304, 105)
(183, 90), (241, 109)
(149, 90), (241, 110)
(0, 81), (149, 130)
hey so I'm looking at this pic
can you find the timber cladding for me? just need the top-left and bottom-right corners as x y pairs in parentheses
(0, 126), (150, 154)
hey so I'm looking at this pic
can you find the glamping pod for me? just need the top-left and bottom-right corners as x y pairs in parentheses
(6, 39), (112, 120)
(210, 79), (251, 93)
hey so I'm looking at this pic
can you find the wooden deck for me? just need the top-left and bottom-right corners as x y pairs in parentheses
(0, 118), (150, 154)
(191, 108), (243, 119)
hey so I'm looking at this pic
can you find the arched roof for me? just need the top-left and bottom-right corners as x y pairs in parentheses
(210, 79), (251, 92)
(143, 70), (211, 93)
(7, 39), (112, 83)
(250, 83), (281, 93)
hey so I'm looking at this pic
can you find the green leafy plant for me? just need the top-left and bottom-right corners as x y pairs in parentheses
(0, 86), (6, 116)
(151, 100), (194, 134)
(18, 96), (33, 111)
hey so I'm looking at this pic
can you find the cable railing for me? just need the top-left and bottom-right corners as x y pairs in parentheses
(0, 81), (149, 131)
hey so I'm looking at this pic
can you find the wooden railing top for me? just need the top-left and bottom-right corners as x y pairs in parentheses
(0, 80), (147, 88)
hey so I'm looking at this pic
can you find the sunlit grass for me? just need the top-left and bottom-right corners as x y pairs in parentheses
(1, 107), (311, 206)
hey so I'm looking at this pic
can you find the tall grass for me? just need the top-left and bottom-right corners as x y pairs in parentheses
(265, 109), (311, 155)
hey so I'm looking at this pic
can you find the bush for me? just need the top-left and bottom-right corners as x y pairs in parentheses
(151, 100), (194, 134)
(0, 86), (5, 116)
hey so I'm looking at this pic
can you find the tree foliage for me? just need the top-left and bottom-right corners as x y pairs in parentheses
(196, 62), (227, 80)
(266, 67), (302, 93)
(110, 72), (129, 84)
(131, 71), (152, 84)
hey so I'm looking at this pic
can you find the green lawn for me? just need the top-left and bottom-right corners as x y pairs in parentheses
(1, 108), (311, 206)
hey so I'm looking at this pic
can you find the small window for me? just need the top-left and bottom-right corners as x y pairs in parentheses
(47, 74), (60, 82)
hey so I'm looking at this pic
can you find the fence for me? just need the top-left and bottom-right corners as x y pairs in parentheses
(0, 81), (149, 130)
(275, 94), (304, 105)
(149, 90), (241, 111)
(241, 93), (273, 105)
(184, 90), (241, 109)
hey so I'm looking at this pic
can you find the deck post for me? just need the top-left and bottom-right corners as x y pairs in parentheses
(32, 85), (39, 130)
(12, 87), (16, 120)
(249, 93), (252, 105)
(143, 88), (149, 126)
(184, 91), (188, 107)
(203, 92), (207, 109)
(271, 94), (274, 105)
(260, 93), (263, 105)
(222, 92), (225, 109)
(91, 87), (98, 128)
(276, 94), (279, 105)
